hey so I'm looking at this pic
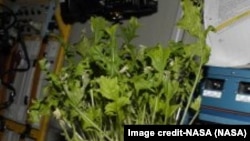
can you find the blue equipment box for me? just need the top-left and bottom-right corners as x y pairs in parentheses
(199, 66), (250, 124)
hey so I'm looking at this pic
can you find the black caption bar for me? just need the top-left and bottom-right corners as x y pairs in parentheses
(124, 125), (250, 140)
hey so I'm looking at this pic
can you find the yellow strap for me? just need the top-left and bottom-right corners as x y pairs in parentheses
(215, 10), (250, 31)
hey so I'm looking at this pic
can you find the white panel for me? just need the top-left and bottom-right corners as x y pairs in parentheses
(204, 0), (250, 67)
(202, 90), (222, 99)
(236, 94), (250, 103)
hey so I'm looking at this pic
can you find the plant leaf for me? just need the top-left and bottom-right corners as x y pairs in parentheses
(190, 95), (201, 111)
(75, 36), (91, 57)
(178, 0), (203, 38)
(90, 17), (109, 44)
(63, 80), (84, 105)
(131, 74), (153, 94)
(120, 17), (140, 43)
(147, 45), (170, 72)
(105, 97), (130, 116)
(97, 76), (120, 100)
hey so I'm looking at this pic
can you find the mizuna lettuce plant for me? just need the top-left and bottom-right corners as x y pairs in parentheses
(28, 0), (213, 140)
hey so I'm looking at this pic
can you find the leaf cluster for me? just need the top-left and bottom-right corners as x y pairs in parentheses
(28, 0), (213, 140)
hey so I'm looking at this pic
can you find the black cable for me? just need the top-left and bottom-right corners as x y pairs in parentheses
(0, 27), (31, 109)
(0, 3), (17, 55)
(0, 4), (30, 110)
(0, 3), (17, 30)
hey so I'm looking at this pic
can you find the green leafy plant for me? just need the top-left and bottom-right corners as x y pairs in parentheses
(28, 0), (213, 140)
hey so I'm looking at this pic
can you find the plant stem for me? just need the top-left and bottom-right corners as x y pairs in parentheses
(180, 43), (204, 125)
(189, 110), (199, 125)
(164, 100), (170, 124)
(90, 89), (95, 107)
(141, 105), (146, 124)
(151, 97), (159, 123)
(60, 120), (72, 141)
(69, 102), (112, 141)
